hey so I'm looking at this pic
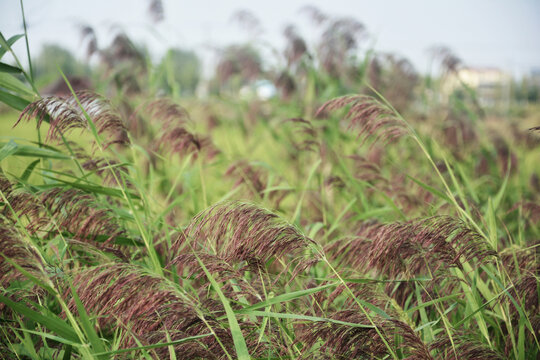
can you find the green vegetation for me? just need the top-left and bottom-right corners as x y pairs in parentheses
(32, 44), (90, 87)
(0, 5), (539, 360)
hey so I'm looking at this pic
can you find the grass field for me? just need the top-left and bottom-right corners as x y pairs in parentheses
(1, 7), (539, 360)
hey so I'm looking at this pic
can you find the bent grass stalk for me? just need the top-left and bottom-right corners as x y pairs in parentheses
(58, 70), (163, 276)
(0, 190), (101, 359)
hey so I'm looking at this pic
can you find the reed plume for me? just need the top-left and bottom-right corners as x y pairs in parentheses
(142, 98), (190, 127)
(499, 246), (538, 277)
(275, 71), (297, 100)
(366, 53), (418, 112)
(429, 46), (461, 74)
(302, 281), (435, 359)
(148, 0), (164, 23)
(225, 160), (289, 207)
(316, 95), (407, 145)
(325, 217), (495, 305)
(508, 201), (540, 226)
(17, 91), (129, 149)
(317, 17), (365, 78)
(230, 9), (263, 36)
(170, 252), (266, 304)
(216, 45), (262, 86)
(183, 201), (314, 263)
(283, 117), (320, 153)
(82, 157), (130, 187)
(283, 25), (308, 66)
(0, 223), (45, 306)
(355, 216), (493, 276)
(79, 24), (98, 59)
(3, 182), (125, 247)
(134, 98), (218, 159)
(300, 5), (328, 25)
(429, 333), (504, 360)
(40, 188), (125, 242)
(298, 309), (432, 359)
(297, 310), (387, 359)
(66, 263), (234, 359)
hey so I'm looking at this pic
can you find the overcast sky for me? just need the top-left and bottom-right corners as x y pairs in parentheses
(1, 0), (539, 77)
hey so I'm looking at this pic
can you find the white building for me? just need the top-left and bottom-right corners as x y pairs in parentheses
(443, 67), (511, 107)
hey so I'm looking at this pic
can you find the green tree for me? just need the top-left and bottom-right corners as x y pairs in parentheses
(33, 44), (87, 85)
(160, 48), (201, 96)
